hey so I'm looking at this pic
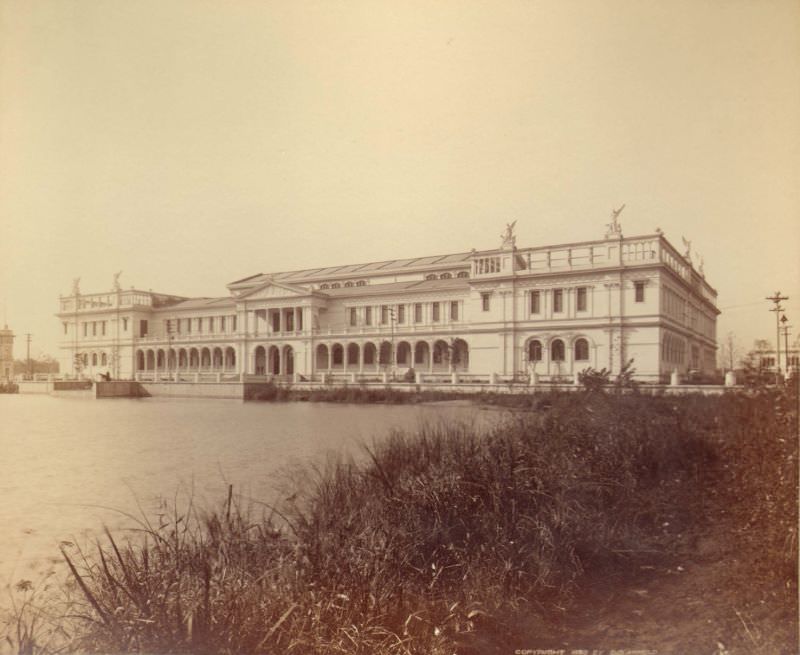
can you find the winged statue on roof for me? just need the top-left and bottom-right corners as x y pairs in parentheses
(501, 220), (517, 248)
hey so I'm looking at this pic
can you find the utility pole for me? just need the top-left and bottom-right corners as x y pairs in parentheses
(766, 291), (789, 383)
(388, 307), (396, 381)
(25, 333), (32, 379)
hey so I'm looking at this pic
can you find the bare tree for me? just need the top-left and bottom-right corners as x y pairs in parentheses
(717, 331), (742, 371)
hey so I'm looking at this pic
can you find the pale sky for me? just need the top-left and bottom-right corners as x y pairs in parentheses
(1, 0), (798, 360)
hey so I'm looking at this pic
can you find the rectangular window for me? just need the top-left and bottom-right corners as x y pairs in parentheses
(553, 289), (563, 313)
(365, 306), (372, 326)
(92, 322), (97, 336)
(220, 316), (226, 332)
(432, 302), (440, 322)
(530, 290), (540, 314)
(481, 293), (490, 312)
(635, 281), (645, 302)
(297, 310), (303, 331)
(450, 301), (459, 321)
(122, 318), (128, 331)
(198, 318), (203, 333)
(286, 311), (294, 332)
(83, 323), (87, 337)
(381, 305), (388, 324)
(231, 315), (237, 332)
(63, 322), (68, 335)
(176, 318), (181, 334)
(576, 287), (587, 312)
(350, 307), (357, 326)
(414, 303), (422, 323)
(397, 304), (405, 324)
(187, 318), (192, 333)
(272, 312), (280, 332)
(208, 317), (214, 333)
(102, 321), (106, 336)
(140, 320), (148, 337)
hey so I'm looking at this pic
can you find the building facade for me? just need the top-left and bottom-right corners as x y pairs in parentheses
(0, 325), (13, 381)
(56, 224), (719, 384)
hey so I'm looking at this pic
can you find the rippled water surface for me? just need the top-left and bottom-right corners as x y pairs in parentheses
(0, 394), (495, 583)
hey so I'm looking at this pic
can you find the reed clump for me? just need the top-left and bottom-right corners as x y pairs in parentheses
(18, 390), (796, 654)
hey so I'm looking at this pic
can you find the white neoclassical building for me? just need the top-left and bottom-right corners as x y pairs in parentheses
(56, 221), (719, 384)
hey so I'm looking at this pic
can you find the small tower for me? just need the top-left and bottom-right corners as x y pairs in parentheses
(0, 324), (14, 381)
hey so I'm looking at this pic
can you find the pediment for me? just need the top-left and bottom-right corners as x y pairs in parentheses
(236, 280), (311, 300)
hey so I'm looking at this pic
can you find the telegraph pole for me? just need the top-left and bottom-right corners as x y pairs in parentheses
(25, 333), (32, 379)
(766, 291), (789, 382)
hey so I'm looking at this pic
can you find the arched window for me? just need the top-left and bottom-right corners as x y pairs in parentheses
(551, 339), (565, 362)
(91, 353), (98, 366)
(344, 281), (354, 288)
(356, 280), (367, 287)
(574, 338), (589, 361)
(100, 352), (107, 366)
(439, 272), (452, 279)
(332, 344), (344, 366)
(528, 340), (543, 361)
(331, 283), (341, 289)
(457, 271), (469, 278)
(319, 283), (329, 290)
(425, 274), (437, 280)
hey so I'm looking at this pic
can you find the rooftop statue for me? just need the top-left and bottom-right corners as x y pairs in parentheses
(500, 220), (517, 248)
(605, 204), (624, 237)
(72, 277), (81, 297)
(113, 271), (123, 292)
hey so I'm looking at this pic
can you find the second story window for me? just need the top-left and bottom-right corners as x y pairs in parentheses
(140, 320), (148, 337)
(198, 318), (203, 333)
(397, 304), (406, 324)
(122, 318), (128, 332)
(92, 322), (97, 337)
(381, 305), (388, 324)
(83, 323), (87, 337)
(63, 322), (68, 335)
(481, 293), (490, 312)
(350, 307), (357, 326)
(231, 315), (237, 332)
(365, 306), (372, 326)
(450, 301), (459, 321)
(576, 287), (587, 312)
(530, 290), (540, 314)
(209, 317), (214, 333)
(635, 281), (645, 302)
(553, 289), (563, 313)
(220, 316), (226, 332)
(414, 303), (422, 323)
(432, 302), (440, 322)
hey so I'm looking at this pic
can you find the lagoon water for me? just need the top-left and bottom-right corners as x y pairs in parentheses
(0, 394), (492, 586)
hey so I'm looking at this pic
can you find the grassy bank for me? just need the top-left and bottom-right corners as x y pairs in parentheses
(4, 390), (797, 654)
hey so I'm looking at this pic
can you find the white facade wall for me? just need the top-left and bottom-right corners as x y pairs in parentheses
(56, 232), (718, 383)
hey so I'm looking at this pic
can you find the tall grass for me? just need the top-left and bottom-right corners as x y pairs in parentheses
(5, 390), (796, 653)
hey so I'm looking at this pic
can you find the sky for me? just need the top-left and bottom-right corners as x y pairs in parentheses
(1, 0), (799, 360)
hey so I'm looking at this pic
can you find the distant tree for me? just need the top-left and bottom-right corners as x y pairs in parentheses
(717, 331), (741, 372)
(13, 355), (60, 375)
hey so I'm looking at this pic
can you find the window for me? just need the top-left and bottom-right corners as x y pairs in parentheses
(365, 306), (372, 326)
(574, 338), (589, 361)
(187, 318), (192, 333)
(320, 283), (329, 290)
(432, 302), (440, 322)
(122, 318), (128, 331)
(101, 353), (107, 366)
(528, 340), (542, 361)
(350, 308), (357, 326)
(198, 318), (203, 333)
(551, 339), (565, 361)
(635, 281), (645, 303)
(331, 283), (341, 289)
(481, 293), (490, 312)
(344, 281), (354, 288)
(450, 301), (459, 321)
(576, 287), (587, 312)
(92, 322), (97, 336)
(553, 289), (563, 313)
(209, 317), (214, 333)
(530, 290), (540, 314)
(398, 304), (406, 324)
(272, 313), (280, 332)
(63, 322), (68, 335)
(231, 315), (237, 332)
(457, 271), (469, 278)
(286, 312), (294, 331)
(82, 323), (87, 337)
(440, 272), (452, 279)
(425, 274), (437, 280)
(356, 280), (367, 287)
(92, 353), (97, 366)
(140, 320), (149, 337)
(220, 316), (226, 332)
(414, 303), (422, 323)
